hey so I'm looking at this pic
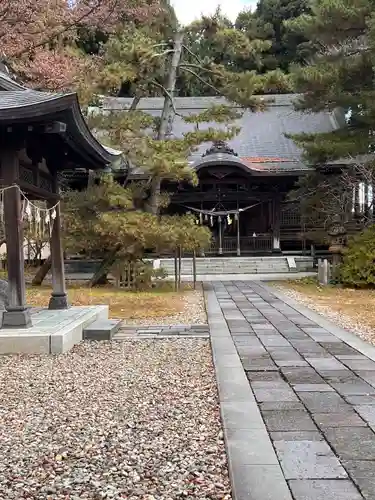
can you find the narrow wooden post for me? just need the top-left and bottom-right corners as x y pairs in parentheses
(236, 212), (241, 256)
(272, 196), (282, 254)
(174, 249), (178, 291)
(1, 149), (32, 328)
(218, 216), (223, 255)
(178, 245), (182, 287)
(48, 176), (68, 310)
(193, 249), (197, 290)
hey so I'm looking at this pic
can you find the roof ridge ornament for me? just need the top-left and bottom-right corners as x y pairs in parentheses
(202, 140), (238, 157)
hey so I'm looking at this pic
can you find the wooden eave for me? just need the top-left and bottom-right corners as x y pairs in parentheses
(0, 91), (123, 170)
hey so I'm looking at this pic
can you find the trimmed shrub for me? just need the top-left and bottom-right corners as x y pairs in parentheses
(339, 226), (375, 287)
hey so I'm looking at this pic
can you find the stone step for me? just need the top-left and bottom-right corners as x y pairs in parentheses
(83, 319), (122, 341)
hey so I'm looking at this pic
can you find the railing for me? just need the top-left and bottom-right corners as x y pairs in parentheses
(205, 235), (273, 255)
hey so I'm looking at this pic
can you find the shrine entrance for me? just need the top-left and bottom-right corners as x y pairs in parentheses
(170, 156), (286, 255)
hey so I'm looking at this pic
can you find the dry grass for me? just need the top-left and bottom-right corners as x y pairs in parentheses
(26, 283), (192, 321)
(280, 279), (375, 331)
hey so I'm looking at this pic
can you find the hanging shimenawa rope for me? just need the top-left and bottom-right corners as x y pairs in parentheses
(0, 184), (60, 238)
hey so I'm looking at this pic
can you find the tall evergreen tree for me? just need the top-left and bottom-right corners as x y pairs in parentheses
(286, 0), (375, 235)
(287, 0), (375, 162)
(236, 0), (314, 73)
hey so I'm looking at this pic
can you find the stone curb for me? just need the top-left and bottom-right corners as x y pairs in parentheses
(203, 283), (293, 500)
(257, 282), (375, 363)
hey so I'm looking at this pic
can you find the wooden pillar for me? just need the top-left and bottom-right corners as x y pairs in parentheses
(48, 176), (69, 310)
(236, 212), (241, 256)
(218, 216), (223, 255)
(272, 196), (282, 254)
(1, 149), (32, 328)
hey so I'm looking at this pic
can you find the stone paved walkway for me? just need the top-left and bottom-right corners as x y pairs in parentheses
(205, 281), (375, 500)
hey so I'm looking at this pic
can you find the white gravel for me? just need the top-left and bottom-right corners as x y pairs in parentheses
(273, 284), (375, 347)
(0, 340), (231, 500)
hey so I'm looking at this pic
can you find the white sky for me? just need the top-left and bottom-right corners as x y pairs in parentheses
(171, 0), (256, 25)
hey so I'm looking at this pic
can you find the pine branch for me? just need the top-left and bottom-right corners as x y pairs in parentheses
(181, 44), (203, 65)
(150, 80), (182, 117)
(180, 66), (222, 95)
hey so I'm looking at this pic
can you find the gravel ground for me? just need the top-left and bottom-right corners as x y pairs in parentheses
(0, 340), (230, 500)
(122, 290), (207, 326)
(273, 284), (375, 347)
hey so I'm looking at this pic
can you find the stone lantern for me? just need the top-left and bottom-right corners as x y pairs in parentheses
(328, 215), (347, 268)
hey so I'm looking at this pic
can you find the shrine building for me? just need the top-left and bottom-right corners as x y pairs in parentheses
(100, 95), (352, 256)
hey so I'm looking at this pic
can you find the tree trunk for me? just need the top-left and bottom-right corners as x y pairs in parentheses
(32, 255), (52, 286)
(89, 244), (121, 288)
(146, 31), (184, 215)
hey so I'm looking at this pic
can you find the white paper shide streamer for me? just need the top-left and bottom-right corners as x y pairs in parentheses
(0, 185), (60, 239)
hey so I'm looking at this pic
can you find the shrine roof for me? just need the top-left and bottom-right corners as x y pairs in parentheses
(0, 66), (25, 91)
(0, 89), (125, 171)
(101, 94), (341, 176)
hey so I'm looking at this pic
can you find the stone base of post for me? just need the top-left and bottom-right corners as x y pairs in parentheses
(2, 307), (32, 328)
(48, 293), (69, 310)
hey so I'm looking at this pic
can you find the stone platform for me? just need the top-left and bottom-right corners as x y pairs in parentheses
(0, 305), (108, 354)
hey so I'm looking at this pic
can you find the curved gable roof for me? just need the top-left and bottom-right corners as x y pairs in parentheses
(0, 87), (124, 171)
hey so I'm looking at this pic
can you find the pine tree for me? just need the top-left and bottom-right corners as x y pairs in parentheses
(284, 0), (375, 235)
(287, 0), (375, 162)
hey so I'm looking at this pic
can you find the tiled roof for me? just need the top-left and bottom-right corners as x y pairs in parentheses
(0, 66), (25, 91)
(0, 89), (67, 108)
(0, 89), (124, 171)
(101, 95), (340, 172)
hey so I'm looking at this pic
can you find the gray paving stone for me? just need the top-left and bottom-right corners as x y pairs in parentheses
(261, 410), (318, 432)
(216, 367), (255, 402)
(241, 358), (278, 371)
(289, 341), (332, 357)
(252, 386), (299, 403)
(288, 480), (363, 500)
(345, 395), (375, 405)
(246, 371), (284, 382)
(344, 358), (375, 371)
(275, 359), (310, 367)
(270, 431), (324, 442)
(225, 428), (278, 465)
(323, 427), (375, 460)
(320, 342), (360, 356)
(230, 464), (293, 500)
(267, 347), (303, 360)
(221, 402), (265, 430)
(260, 401), (306, 411)
(354, 405), (375, 426)
(343, 460), (375, 500)
(260, 336), (292, 348)
(293, 384), (334, 392)
(357, 370), (375, 387)
(307, 357), (347, 371)
(298, 392), (350, 413)
(318, 370), (361, 384)
(312, 411), (367, 428)
(274, 440), (347, 479)
(332, 381), (375, 396)
(302, 327), (330, 334)
(281, 367), (325, 385)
